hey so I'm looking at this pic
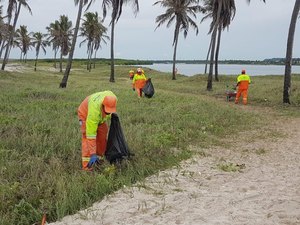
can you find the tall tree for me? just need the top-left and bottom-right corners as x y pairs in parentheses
(0, 6), (13, 59)
(214, 1), (235, 81)
(101, 0), (139, 82)
(80, 11), (109, 71)
(206, 0), (221, 90)
(205, 0), (265, 90)
(154, 0), (204, 80)
(283, 0), (300, 104)
(46, 21), (61, 69)
(1, 0), (32, 70)
(56, 15), (73, 73)
(60, 0), (92, 88)
(0, 4), (6, 52)
(204, 0), (235, 89)
(32, 32), (49, 71)
(15, 25), (31, 61)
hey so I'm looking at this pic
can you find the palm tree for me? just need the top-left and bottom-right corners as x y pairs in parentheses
(214, 1), (236, 80)
(1, 0), (32, 70)
(46, 21), (61, 69)
(205, 0), (265, 90)
(15, 25), (31, 61)
(60, 0), (93, 88)
(56, 15), (73, 73)
(202, 0), (235, 88)
(154, 0), (204, 80)
(32, 32), (49, 71)
(101, 0), (139, 82)
(0, 5), (11, 58)
(283, 0), (300, 104)
(0, 5), (5, 49)
(80, 12), (109, 71)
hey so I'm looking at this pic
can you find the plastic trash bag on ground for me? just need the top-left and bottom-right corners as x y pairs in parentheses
(105, 113), (132, 164)
(142, 78), (155, 98)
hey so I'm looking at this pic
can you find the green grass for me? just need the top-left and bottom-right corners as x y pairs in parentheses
(0, 61), (299, 224)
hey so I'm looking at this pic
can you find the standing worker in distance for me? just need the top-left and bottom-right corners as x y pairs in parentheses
(128, 69), (134, 80)
(78, 91), (117, 171)
(132, 67), (147, 97)
(235, 69), (251, 105)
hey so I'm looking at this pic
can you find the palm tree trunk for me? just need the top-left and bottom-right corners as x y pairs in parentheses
(59, 52), (63, 72)
(34, 55), (38, 71)
(110, 19), (115, 82)
(60, 0), (83, 88)
(1, 2), (21, 70)
(89, 43), (94, 71)
(172, 24), (180, 80)
(0, 40), (6, 58)
(204, 39), (212, 74)
(87, 53), (89, 70)
(207, 0), (222, 91)
(88, 49), (92, 72)
(283, 0), (300, 104)
(207, 32), (216, 90)
(214, 25), (222, 81)
(54, 48), (57, 69)
(93, 50), (97, 69)
(86, 46), (90, 70)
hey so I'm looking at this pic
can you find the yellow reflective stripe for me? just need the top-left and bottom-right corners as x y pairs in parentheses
(82, 157), (90, 162)
(82, 156), (104, 162)
(86, 135), (96, 139)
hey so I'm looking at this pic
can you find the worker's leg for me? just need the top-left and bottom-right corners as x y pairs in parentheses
(136, 88), (142, 97)
(79, 119), (92, 171)
(96, 122), (108, 156)
(235, 89), (241, 104)
(242, 89), (248, 105)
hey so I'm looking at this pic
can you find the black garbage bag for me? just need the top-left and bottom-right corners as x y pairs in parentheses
(105, 113), (132, 164)
(142, 78), (155, 98)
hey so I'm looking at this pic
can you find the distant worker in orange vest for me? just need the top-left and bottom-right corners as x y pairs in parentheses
(235, 69), (251, 105)
(128, 69), (134, 80)
(132, 67), (147, 97)
(78, 91), (117, 171)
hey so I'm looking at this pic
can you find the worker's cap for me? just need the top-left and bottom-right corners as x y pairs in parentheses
(129, 70), (134, 74)
(103, 95), (117, 113)
(241, 69), (246, 74)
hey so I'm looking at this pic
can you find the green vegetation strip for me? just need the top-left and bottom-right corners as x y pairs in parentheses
(1, 61), (299, 224)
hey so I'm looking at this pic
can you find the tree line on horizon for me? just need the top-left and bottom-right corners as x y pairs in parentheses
(0, 0), (299, 103)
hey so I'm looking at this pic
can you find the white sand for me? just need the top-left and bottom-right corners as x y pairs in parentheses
(49, 112), (300, 225)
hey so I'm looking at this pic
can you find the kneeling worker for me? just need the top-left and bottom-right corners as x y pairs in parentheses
(78, 91), (117, 170)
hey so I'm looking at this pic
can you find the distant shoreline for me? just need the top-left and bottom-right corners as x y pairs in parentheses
(7, 58), (300, 66)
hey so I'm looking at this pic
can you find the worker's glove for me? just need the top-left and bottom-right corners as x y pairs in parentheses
(132, 88), (135, 91)
(87, 154), (99, 168)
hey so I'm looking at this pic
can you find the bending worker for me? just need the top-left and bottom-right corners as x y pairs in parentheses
(78, 91), (117, 170)
(235, 69), (251, 105)
(132, 68), (147, 97)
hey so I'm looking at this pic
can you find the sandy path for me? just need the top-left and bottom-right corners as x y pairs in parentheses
(49, 117), (300, 225)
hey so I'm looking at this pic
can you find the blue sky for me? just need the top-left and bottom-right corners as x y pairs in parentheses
(7, 0), (300, 60)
